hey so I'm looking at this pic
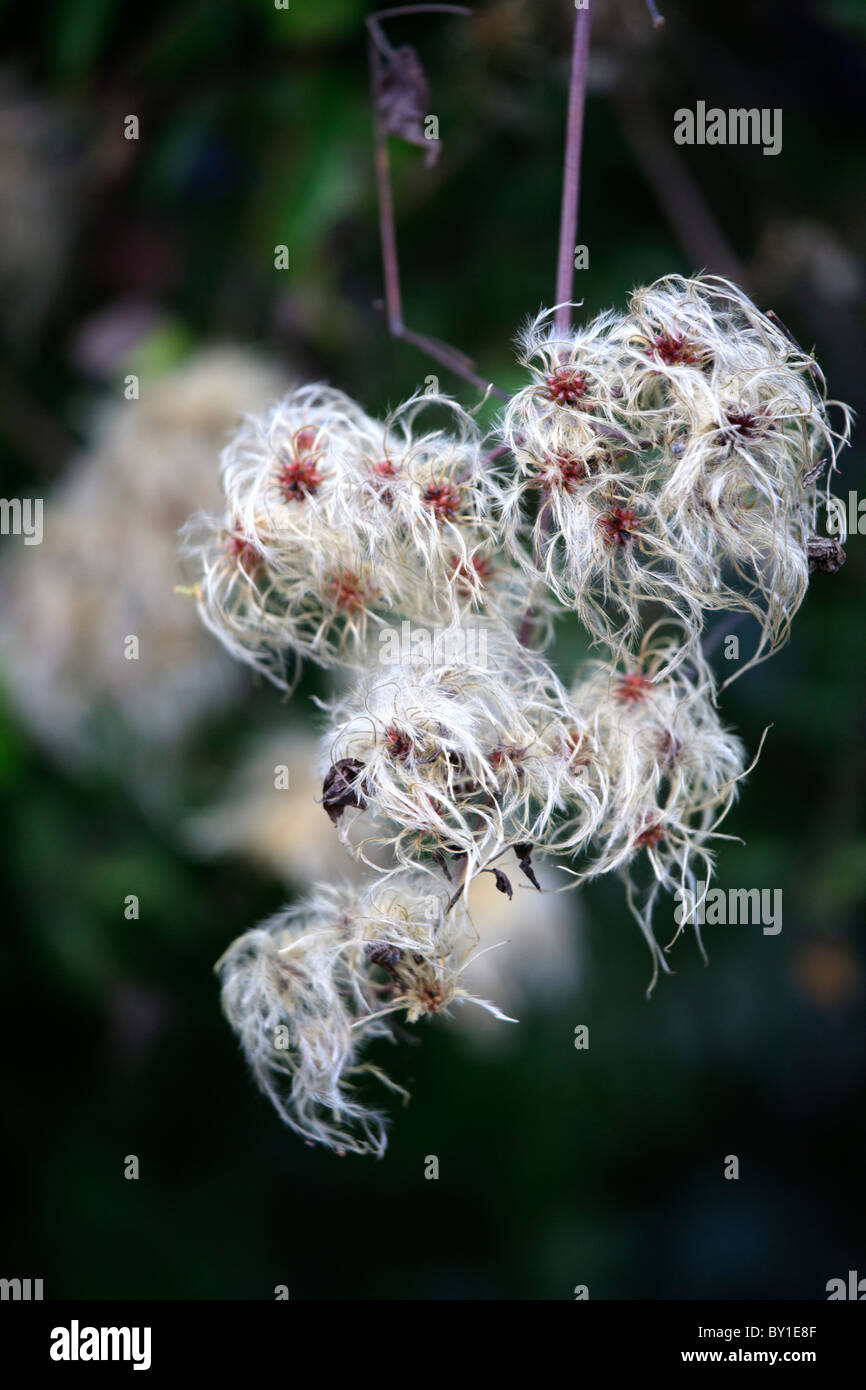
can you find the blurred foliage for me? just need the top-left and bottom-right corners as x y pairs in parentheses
(1, 0), (865, 1299)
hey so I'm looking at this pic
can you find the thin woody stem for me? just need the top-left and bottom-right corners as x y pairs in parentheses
(554, 2), (593, 337)
(368, 30), (403, 333)
(484, 442), (512, 464)
(367, 5), (509, 398)
(519, 4), (592, 646)
(518, 494), (554, 649)
(399, 327), (507, 398)
(517, 602), (539, 650)
(369, 5), (472, 22)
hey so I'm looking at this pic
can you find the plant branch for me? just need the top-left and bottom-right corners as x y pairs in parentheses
(554, 2), (593, 337)
(519, 4), (594, 644)
(370, 4), (472, 22)
(517, 600), (540, 650)
(398, 327), (507, 398)
(367, 6), (509, 399)
(368, 32), (404, 334)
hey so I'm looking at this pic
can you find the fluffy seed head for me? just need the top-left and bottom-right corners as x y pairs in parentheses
(217, 873), (512, 1155)
(320, 632), (605, 876)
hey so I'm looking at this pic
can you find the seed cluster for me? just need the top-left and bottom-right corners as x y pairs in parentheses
(188, 276), (852, 1154)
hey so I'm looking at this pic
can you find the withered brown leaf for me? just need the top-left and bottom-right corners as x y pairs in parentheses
(373, 42), (439, 166)
(322, 758), (367, 824)
(514, 843), (542, 892)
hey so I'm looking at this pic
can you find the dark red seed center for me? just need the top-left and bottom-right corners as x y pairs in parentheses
(599, 506), (641, 546)
(545, 368), (587, 407)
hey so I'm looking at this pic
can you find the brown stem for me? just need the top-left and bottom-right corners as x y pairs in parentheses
(367, 6), (508, 398)
(554, 2), (593, 336)
(369, 31), (403, 335)
(518, 496), (554, 650)
(369, 4), (472, 22)
(517, 602), (539, 650)
(484, 443), (512, 464)
(519, 5), (594, 643)
(397, 327), (508, 399)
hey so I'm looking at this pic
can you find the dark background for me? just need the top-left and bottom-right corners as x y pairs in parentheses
(0, 0), (864, 1299)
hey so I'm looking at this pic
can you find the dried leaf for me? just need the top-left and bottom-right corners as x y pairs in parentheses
(322, 758), (367, 824)
(514, 843), (542, 891)
(802, 455), (828, 488)
(492, 868), (513, 900)
(374, 43), (439, 166)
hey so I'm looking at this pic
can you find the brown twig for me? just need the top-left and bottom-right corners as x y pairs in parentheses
(367, 6), (509, 399)
(517, 494), (555, 650)
(553, 2), (593, 337)
(370, 3), (471, 23)
(484, 443), (512, 464)
(519, 3), (593, 646)
(517, 598), (541, 651)
(369, 32), (404, 333)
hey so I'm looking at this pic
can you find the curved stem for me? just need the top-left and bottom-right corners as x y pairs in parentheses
(368, 4), (473, 21)
(369, 31), (403, 333)
(368, 4), (508, 398)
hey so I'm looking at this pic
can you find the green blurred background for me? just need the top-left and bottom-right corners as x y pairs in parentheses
(1, 0), (865, 1299)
